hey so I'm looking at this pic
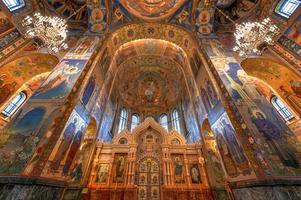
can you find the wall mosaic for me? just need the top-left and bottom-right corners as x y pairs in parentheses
(279, 14), (301, 57)
(0, 53), (58, 107)
(0, 9), (25, 60)
(41, 103), (89, 182)
(202, 39), (301, 178)
(0, 37), (100, 178)
(241, 57), (301, 118)
(88, 0), (107, 34)
(0, 107), (46, 174)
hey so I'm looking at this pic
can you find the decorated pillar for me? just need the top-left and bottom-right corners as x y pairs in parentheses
(199, 38), (301, 185)
(0, 36), (100, 178)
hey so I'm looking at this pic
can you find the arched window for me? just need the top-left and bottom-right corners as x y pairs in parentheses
(275, 0), (300, 18)
(172, 109), (181, 133)
(2, 0), (25, 12)
(159, 114), (168, 131)
(1, 91), (26, 117)
(271, 95), (294, 121)
(131, 114), (140, 131)
(117, 108), (128, 133)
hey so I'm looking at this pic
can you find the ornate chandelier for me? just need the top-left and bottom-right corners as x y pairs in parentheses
(214, 6), (280, 57)
(22, 13), (68, 52)
(233, 18), (280, 57)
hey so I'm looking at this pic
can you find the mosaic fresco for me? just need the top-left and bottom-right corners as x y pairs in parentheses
(116, 55), (184, 114)
(31, 59), (87, 100)
(99, 97), (116, 142)
(0, 107), (46, 174)
(203, 39), (301, 177)
(279, 14), (301, 57)
(107, 23), (197, 56)
(119, 0), (185, 21)
(112, 153), (127, 183)
(0, 10), (14, 35)
(212, 111), (250, 178)
(201, 119), (226, 186)
(88, 0), (107, 33)
(46, 0), (87, 22)
(1, 1), (301, 199)
(95, 163), (109, 184)
(0, 53), (58, 107)
(241, 57), (301, 117)
(0, 9), (24, 59)
(214, 0), (259, 25)
(195, 65), (228, 185)
(41, 103), (89, 181)
(172, 154), (185, 184)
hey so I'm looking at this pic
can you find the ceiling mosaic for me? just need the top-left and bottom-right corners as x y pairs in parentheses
(214, 0), (260, 27)
(108, 23), (197, 56)
(45, 0), (87, 20)
(114, 39), (187, 67)
(38, 0), (267, 35)
(115, 55), (185, 114)
(119, 0), (185, 21)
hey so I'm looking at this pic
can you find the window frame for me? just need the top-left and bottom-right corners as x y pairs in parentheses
(130, 113), (140, 131)
(275, 0), (300, 19)
(159, 113), (169, 131)
(1, 91), (26, 118)
(271, 95), (294, 122)
(172, 109), (181, 133)
(117, 108), (128, 133)
(2, 0), (26, 12)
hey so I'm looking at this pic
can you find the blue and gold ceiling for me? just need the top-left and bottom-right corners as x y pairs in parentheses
(43, 0), (261, 35)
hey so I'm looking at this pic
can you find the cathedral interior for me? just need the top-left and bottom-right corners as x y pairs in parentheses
(0, 0), (301, 200)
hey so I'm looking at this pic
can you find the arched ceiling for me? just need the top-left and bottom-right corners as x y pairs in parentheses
(38, 0), (267, 35)
(115, 55), (185, 114)
(119, 0), (186, 21)
(110, 39), (190, 115)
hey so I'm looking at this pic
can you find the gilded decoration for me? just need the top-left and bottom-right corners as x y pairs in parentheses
(115, 55), (184, 114)
(108, 23), (197, 56)
(89, 118), (209, 199)
(119, 0), (186, 21)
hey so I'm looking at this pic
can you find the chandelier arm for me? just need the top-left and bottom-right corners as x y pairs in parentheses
(65, 4), (87, 21)
(214, 6), (236, 25)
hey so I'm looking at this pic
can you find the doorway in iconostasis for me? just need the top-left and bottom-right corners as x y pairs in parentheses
(138, 157), (160, 200)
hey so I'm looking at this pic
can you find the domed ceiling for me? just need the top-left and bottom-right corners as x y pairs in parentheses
(115, 55), (185, 114)
(119, 0), (186, 21)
